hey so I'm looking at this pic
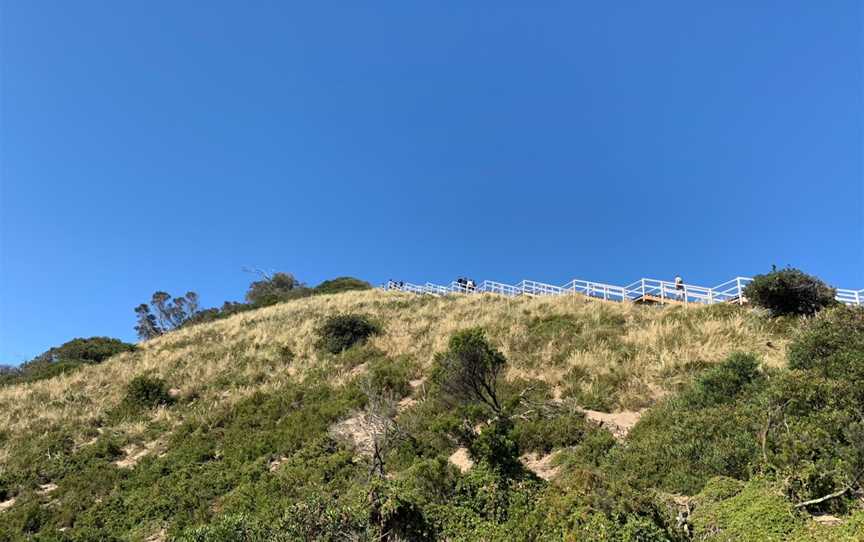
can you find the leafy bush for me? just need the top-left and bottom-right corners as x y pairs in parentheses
(123, 375), (172, 410)
(463, 417), (523, 477)
(743, 267), (836, 316)
(1, 336), (136, 386)
(313, 277), (372, 296)
(690, 478), (803, 541)
(431, 328), (506, 414)
(246, 272), (310, 307)
(677, 352), (763, 408)
(756, 371), (864, 513)
(39, 336), (136, 365)
(609, 353), (769, 494)
(511, 410), (592, 455)
(364, 356), (414, 398)
(175, 514), (275, 542)
(788, 305), (864, 381)
(315, 314), (381, 354)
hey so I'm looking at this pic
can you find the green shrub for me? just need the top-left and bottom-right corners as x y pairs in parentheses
(245, 272), (310, 307)
(612, 400), (760, 494)
(678, 352), (763, 408)
(175, 514), (274, 542)
(431, 328), (506, 415)
(568, 370), (629, 412)
(690, 478), (803, 541)
(609, 355), (769, 494)
(1, 336), (136, 387)
(756, 371), (864, 513)
(512, 410), (591, 455)
(364, 356), (413, 398)
(123, 375), (172, 410)
(743, 267), (837, 316)
(315, 314), (381, 354)
(463, 417), (523, 478)
(788, 306), (864, 381)
(313, 277), (372, 295)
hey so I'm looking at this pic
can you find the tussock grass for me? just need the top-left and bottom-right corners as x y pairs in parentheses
(0, 290), (790, 449)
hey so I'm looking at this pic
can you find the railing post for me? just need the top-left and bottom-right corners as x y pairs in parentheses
(736, 278), (743, 305)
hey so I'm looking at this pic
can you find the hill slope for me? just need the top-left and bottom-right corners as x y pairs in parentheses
(0, 290), (861, 540)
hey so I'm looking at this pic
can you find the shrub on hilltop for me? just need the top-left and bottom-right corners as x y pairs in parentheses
(246, 272), (310, 307)
(0, 337), (136, 386)
(743, 267), (837, 316)
(313, 277), (372, 296)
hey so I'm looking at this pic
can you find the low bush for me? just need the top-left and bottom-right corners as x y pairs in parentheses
(123, 375), (172, 410)
(743, 267), (836, 316)
(364, 356), (414, 398)
(462, 417), (523, 478)
(313, 276), (372, 296)
(788, 305), (864, 380)
(315, 314), (381, 354)
(0, 336), (136, 387)
(677, 352), (762, 408)
(690, 478), (803, 541)
(511, 409), (591, 455)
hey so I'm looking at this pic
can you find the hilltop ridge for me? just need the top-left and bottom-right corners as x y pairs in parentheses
(0, 288), (862, 541)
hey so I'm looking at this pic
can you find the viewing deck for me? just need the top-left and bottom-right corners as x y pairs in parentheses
(383, 276), (863, 307)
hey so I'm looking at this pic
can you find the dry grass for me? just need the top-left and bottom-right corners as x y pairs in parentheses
(0, 290), (791, 458)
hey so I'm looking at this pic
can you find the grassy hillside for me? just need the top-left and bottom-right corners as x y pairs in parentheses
(0, 290), (861, 540)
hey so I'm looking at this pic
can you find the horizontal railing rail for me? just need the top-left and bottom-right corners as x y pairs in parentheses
(385, 276), (862, 307)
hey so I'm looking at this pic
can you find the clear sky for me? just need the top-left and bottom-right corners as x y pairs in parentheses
(1, 1), (862, 363)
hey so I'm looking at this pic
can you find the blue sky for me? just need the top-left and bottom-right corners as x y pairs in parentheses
(1, 1), (862, 363)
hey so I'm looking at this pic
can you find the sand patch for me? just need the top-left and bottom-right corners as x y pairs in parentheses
(330, 412), (374, 456)
(38, 483), (58, 495)
(0, 498), (15, 512)
(521, 451), (560, 480)
(449, 447), (473, 473)
(114, 440), (164, 469)
(582, 409), (643, 440)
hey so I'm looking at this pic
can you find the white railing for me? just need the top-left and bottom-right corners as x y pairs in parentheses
(384, 276), (862, 307)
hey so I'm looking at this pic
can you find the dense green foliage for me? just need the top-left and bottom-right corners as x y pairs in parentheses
(313, 276), (372, 295)
(245, 272), (309, 307)
(315, 313), (381, 354)
(0, 336), (135, 386)
(744, 267), (837, 316)
(146, 274), (373, 333)
(122, 375), (173, 411)
(432, 328), (507, 414)
(2, 278), (862, 540)
(788, 305), (864, 380)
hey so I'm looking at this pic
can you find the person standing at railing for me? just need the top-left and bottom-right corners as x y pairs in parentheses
(675, 276), (685, 301)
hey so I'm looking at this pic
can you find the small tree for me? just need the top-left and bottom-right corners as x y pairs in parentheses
(150, 291), (199, 330)
(432, 328), (506, 415)
(743, 267), (836, 316)
(134, 304), (161, 340)
(359, 381), (404, 478)
(134, 291), (200, 339)
(245, 271), (307, 307)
